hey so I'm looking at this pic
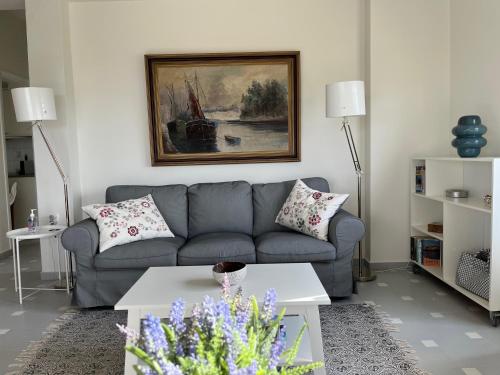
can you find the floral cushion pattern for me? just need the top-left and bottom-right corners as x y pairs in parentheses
(82, 194), (174, 252)
(275, 180), (349, 241)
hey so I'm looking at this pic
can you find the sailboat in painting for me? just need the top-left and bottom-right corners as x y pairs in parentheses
(184, 75), (217, 141)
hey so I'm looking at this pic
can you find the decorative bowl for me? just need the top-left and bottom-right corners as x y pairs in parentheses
(212, 262), (247, 286)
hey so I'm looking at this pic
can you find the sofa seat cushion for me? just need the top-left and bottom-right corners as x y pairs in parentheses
(255, 232), (336, 263)
(94, 237), (185, 270)
(178, 232), (256, 266)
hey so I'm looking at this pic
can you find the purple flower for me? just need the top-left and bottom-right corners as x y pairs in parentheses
(116, 323), (139, 345)
(169, 298), (186, 335)
(269, 326), (286, 370)
(222, 273), (231, 301)
(201, 295), (216, 333)
(235, 304), (250, 343)
(262, 288), (277, 322)
(215, 299), (233, 347)
(161, 361), (183, 375)
(142, 313), (168, 356)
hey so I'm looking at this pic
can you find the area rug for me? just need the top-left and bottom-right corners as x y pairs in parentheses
(9, 304), (429, 375)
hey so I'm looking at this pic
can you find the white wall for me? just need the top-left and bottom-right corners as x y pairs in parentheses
(25, 0), (81, 272)
(367, 0), (451, 263)
(25, 0), (461, 271)
(68, 0), (366, 210)
(450, 0), (500, 155)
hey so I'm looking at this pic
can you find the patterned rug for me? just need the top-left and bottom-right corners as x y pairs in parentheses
(10, 304), (429, 375)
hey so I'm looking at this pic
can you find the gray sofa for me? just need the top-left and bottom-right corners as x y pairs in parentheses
(62, 177), (364, 307)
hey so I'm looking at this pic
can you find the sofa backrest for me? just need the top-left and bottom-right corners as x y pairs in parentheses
(188, 181), (253, 238)
(252, 177), (330, 237)
(105, 185), (188, 238)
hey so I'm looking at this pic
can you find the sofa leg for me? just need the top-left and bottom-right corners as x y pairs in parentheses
(352, 274), (358, 294)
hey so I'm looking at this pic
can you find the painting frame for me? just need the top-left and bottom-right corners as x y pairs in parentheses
(145, 51), (300, 166)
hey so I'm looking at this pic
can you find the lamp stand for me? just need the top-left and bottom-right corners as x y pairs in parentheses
(341, 116), (376, 282)
(35, 121), (74, 288)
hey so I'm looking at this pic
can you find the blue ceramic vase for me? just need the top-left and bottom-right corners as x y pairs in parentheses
(451, 115), (487, 158)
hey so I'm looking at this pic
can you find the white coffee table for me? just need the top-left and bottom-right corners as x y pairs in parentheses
(115, 263), (330, 375)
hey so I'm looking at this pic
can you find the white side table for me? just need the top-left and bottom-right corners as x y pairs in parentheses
(6, 225), (69, 304)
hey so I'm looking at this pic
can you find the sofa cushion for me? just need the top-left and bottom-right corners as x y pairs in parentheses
(188, 181), (253, 238)
(94, 237), (185, 269)
(106, 185), (188, 238)
(255, 231), (336, 263)
(178, 232), (256, 266)
(252, 177), (330, 237)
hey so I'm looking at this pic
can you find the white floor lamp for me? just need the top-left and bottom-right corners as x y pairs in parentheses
(325, 80), (376, 282)
(11, 87), (73, 286)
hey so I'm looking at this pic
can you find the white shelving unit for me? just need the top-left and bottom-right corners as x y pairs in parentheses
(410, 157), (500, 325)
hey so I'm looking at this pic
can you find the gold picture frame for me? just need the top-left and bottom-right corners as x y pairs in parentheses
(145, 51), (300, 166)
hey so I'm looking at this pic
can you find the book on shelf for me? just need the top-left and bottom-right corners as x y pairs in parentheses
(411, 236), (441, 267)
(415, 165), (425, 193)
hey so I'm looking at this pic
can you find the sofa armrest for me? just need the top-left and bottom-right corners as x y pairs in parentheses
(61, 218), (99, 259)
(328, 209), (365, 259)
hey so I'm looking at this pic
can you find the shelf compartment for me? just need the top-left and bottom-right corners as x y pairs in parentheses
(412, 261), (489, 309)
(411, 260), (443, 278)
(412, 193), (491, 214)
(411, 224), (443, 241)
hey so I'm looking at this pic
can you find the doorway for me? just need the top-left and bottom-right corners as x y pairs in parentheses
(0, 7), (35, 257)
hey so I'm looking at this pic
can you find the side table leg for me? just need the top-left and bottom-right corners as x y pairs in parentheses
(304, 306), (326, 375)
(15, 238), (22, 304)
(11, 239), (17, 292)
(124, 309), (141, 375)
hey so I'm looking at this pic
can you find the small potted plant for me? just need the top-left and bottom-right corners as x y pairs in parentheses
(118, 275), (323, 374)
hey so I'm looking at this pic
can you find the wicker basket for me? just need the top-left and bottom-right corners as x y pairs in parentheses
(456, 250), (490, 300)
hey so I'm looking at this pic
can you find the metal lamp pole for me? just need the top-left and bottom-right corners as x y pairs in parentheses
(35, 120), (74, 287)
(341, 116), (376, 282)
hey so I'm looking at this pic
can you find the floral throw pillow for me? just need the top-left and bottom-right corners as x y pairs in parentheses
(82, 194), (174, 253)
(275, 180), (349, 241)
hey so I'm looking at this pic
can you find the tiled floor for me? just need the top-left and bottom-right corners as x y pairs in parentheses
(0, 247), (499, 374)
(0, 242), (71, 375)
(357, 267), (500, 375)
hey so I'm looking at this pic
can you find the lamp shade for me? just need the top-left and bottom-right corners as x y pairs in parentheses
(326, 80), (365, 118)
(11, 87), (57, 122)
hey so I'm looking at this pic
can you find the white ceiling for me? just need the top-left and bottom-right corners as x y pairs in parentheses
(0, 0), (25, 10)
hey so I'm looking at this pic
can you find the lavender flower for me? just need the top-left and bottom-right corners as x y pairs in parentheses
(116, 323), (139, 345)
(222, 273), (231, 301)
(215, 299), (234, 347)
(201, 295), (216, 334)
(268, 327), (286, 370)
(262, 288), (277, 322)
(142, 313), (168, 356)
(122, 285), (323, 375)
(161, 361), (183, 375)
(235, 304), (250, 343)
(169, 298), (186, 335)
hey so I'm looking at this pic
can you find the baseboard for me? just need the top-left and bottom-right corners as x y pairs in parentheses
(369, 261), (410, 271)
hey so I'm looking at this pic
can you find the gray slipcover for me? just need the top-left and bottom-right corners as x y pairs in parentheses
(188, 181), (253, 238)
(94, 237), (184, 269)
(255, 232), (336, 263)
(178, 232), (255, 266)
(62, 177), (365, 307)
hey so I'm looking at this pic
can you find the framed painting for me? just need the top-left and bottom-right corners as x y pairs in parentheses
(145, 51), (300, 166)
